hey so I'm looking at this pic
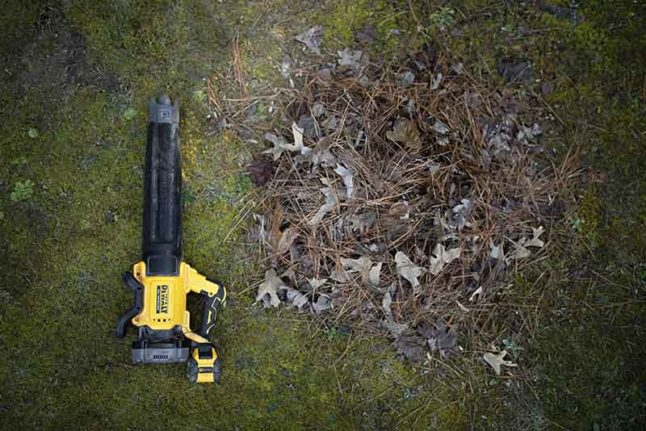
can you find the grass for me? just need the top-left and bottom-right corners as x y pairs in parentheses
(0, 0), (644, 429)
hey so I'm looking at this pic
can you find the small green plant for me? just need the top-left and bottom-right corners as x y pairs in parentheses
(502, 338), (524, 360)
(430, 7), (456, 31)
(193, 88), (207, 103)
(182, 187), (196, 204)
(11, 156), (27, 165)
(570, 216), (583, 231)
(10, 180), (34, 202)
(122, 107), (137, 121)
(79, 219), (92, 231)
(325, 325), (350, 341)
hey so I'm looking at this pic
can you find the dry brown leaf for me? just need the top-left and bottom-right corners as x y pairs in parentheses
(348, 211), (376, 234)
(329, 269), (350, 283)
(334, 164), (354, 198)
(337, 48), (363, 68)
(469, 286), (483, 302)
(395, 330), (427, 362)
(508, 239), (531, 260)
(369, 262), (383, 287)
(308, 185), (338, 226)
(308, 277), (327, 289)
(509, 226), (546, 260)
(261, 123), (311, 161)
(429, 244), (462, 275)
(295, 26), (323, 54)
(490, 242), (505, 260)
(291, 122), (312, 157)
(250, 214), (268, 243)
(256, 269), (286, 308)
(382, 291), (392, 316)
(483, 350), (517, 375)
(386, 118), (419, 145)
(422, 322), (458, 358)
(341, 256), (372, 285)
(274, 227), (299, 257)
(431, 120), (449, 135)
(525, 226), (545, 248)
(448, 199), (473, 230)
(283, 287), (309, 309)
(383, 319), (408, 338)
(312, 295), (332, 314)
(261, 132), (290, 161)
(395, 251), (423, 290)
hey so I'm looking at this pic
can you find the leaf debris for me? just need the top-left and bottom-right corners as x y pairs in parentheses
(395, 251), (424, 291)
(213, 40), (573, 363)
(295, 26), (323, 54)
(483, 350), (518, 375)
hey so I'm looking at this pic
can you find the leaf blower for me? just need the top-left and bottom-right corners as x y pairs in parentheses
(116, 95), (226, 383)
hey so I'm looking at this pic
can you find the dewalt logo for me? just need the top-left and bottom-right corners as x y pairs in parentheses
(156, 284), (169, 314)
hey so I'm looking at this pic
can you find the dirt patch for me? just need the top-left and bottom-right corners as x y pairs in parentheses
(15, 6), (119, 94)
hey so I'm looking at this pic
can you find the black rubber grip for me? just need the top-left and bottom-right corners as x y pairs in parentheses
(142, 96), (182, 276)
(199, 283), (226, 337)
(115, 272), (144, 338)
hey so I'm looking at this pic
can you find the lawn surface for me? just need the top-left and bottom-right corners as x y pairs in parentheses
(0, 1), (643, 430)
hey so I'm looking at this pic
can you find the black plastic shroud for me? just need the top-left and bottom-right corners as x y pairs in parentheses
(142, 95), (182, 276)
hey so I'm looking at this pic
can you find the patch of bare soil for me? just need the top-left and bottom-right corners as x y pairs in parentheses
(14, 5), (119, 94)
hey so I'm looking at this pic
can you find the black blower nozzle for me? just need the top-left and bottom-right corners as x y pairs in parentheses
(142, 95), (182, 276)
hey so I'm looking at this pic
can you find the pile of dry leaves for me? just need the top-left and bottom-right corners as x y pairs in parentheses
(213, 40), (572, 364)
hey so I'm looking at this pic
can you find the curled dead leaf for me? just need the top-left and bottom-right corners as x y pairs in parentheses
(312, 295), (332, 314)
(291, 122), (312, 157)
(469, 286), (483, 302)
(308, 185), (338, 226)
(283, 287), (309, 310)
(382, 291), (392, 316)
(334, 164), (354, 198)
(369, 262), (382, 287)
(448, 199), (473, 230)
(274, 227), (299, 257)
(429, 243), (462, 275)
(508, 239), (531, 260)
(337, 48), (364, 69)
(490, 242), (505, 260)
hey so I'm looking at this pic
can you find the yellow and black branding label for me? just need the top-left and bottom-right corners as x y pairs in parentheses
(156, 284), (169, 314)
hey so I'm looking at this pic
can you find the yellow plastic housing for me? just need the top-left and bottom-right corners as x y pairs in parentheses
(130, 261), (222, 344)
(192, 348), (218, 383)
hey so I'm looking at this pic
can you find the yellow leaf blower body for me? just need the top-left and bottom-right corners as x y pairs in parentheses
(116, 95), (226, 383)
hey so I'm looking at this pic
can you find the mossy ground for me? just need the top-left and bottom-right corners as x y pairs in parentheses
(0, 1), (643, 430)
